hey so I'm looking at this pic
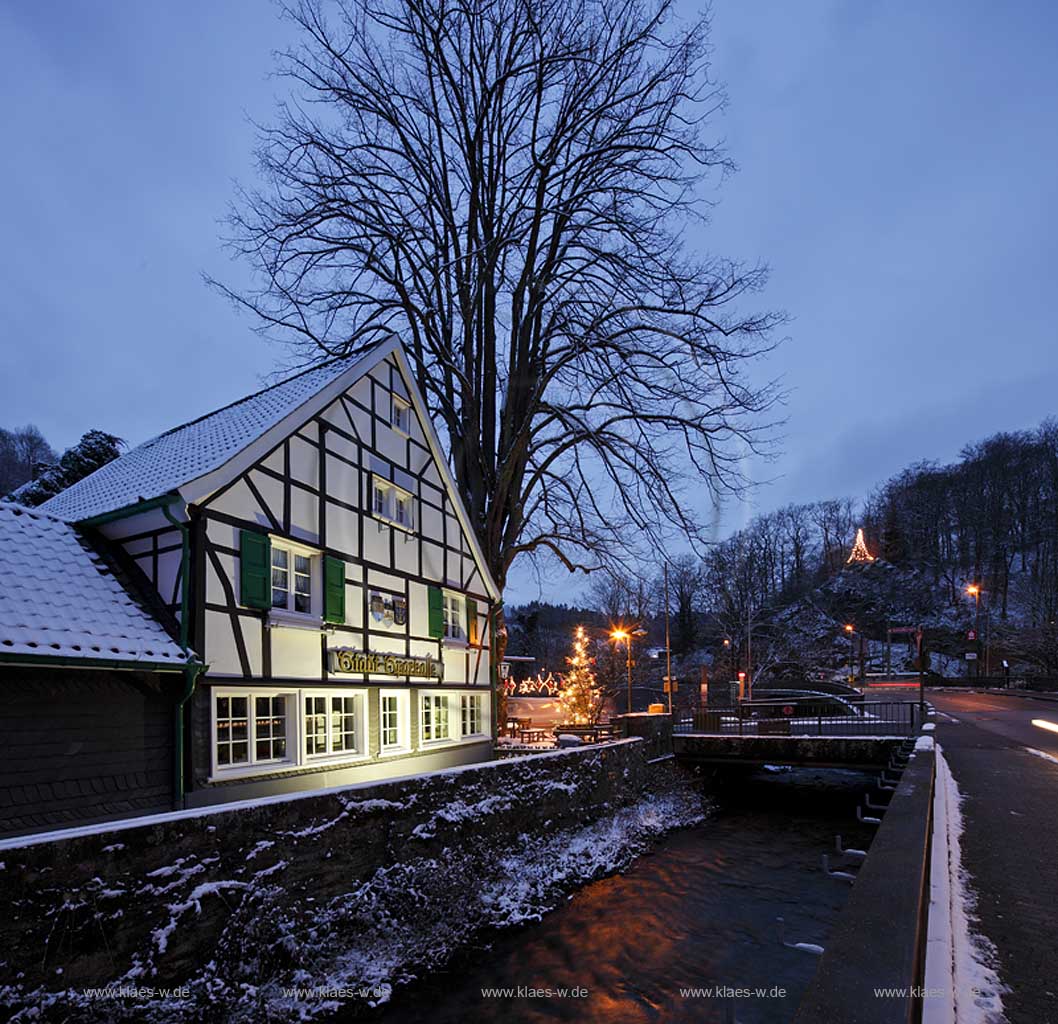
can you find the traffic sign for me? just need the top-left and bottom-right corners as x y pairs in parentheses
(967, 629), (977, 641)
(965, 652), (978, 660)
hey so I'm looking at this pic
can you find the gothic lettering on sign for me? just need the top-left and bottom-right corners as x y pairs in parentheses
(329, 648), (443, 680)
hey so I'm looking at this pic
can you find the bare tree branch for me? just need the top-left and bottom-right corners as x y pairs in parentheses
(210, 0), (785, 592)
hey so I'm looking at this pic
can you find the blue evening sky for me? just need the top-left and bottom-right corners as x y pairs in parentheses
(2, 1), (1056, 603)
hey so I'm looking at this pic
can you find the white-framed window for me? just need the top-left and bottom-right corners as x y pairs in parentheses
(461, 694), (484, 737)
(380, 690), (411, 753)
(271, 540), (314, 615)
(304, 691), (364, 759)
(212, 687), (369, 777)
(373, 479), (388, 517)
(443, 592), (466, 641)
(371, 475), (416, 531)
(421, 692), (450, 743)
(391, 395), (411, 434)
(394, 491), (413, 528)
(213, 690), (295, 771)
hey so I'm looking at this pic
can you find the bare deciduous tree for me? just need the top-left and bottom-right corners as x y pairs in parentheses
(214, 0), (782, 611)
(0, 425), (56, 498)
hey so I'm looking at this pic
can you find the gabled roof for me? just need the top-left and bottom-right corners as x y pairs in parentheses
(40, 352), (371, 523)
(0, 502), (191, 666)
(40, 337), (501, 601)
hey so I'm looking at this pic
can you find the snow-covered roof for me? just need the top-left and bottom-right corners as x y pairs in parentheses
(0, 502), (190, 666)
(40, 353), (370, 522)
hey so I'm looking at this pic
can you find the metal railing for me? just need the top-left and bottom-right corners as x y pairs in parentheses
(674, 699), (923, 737)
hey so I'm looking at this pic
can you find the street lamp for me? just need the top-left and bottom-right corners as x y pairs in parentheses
(844, 624), (855, 684)
(610, 626), (646, 714)
(965, 584), (989, 677)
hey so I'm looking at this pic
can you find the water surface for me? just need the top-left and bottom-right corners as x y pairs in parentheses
(373, 767), (877, 1023)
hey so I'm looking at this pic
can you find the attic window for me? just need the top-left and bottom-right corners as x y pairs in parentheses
(391, 396), (411, 434)
(372, 475), (416, 532)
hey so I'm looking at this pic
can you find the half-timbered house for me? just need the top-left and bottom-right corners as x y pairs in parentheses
(40, 336), (500, 808)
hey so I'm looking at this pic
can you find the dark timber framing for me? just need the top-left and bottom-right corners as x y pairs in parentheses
(88, 349), (498, 804)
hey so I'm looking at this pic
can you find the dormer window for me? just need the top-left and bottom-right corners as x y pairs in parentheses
(391, 395), (411, 434)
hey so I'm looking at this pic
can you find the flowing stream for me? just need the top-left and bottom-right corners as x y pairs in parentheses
(371, 766), (879, 1023)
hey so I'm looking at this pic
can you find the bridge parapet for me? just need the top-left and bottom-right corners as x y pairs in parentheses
(792, 742), (935, 1023)
(673, 734), (904, 769)
(612, 712), (673, 759)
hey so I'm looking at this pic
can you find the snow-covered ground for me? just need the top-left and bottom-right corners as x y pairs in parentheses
(923, 746), (1007, 1024)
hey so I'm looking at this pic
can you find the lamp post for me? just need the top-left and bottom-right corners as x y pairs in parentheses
(664, 564), (673, 714)
(746, 608), (754, 701)
(610, 626), (647, 714)
(966, 585), (988, 678)
(844, 624), (855, 684)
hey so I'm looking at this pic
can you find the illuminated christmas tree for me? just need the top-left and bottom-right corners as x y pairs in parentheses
(558, 625), (603, 725)
(847, 527), (876, 564)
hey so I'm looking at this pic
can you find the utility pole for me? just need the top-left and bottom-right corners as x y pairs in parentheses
(626, 640), (633, 714)
(916, 626), (925, 713)
(984, 602), (991, 677)
(967, 584), (982, 680)
(746, 605), (753, 701)
(664, 563), (673, 714)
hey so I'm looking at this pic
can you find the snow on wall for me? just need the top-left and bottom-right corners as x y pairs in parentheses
(0, 740), (707, 1022)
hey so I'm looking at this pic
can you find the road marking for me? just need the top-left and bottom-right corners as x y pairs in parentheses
(934, 711), (960, 723)
(1031, 718), (1058, 735)
(1025, 747), (1058, 767)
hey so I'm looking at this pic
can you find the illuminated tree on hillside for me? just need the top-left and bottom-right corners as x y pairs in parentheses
(847, 527), (876, 564)
(558, 626), (603, 725)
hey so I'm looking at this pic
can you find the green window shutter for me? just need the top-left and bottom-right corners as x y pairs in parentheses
(324, 556), (346, 624)
(427, 585), (445, 639)
(466, 598), (479, 645)
(239, 530), (271, 609)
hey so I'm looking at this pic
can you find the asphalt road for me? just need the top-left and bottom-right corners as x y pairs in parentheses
(929, 688), (1058, 757)
(928, 689), (1058, 1023)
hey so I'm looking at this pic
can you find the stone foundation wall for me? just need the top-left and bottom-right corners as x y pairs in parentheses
(0, 737), (705, 1023)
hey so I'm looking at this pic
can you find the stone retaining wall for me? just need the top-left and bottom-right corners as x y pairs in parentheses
(0, 737), (705, 1023)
